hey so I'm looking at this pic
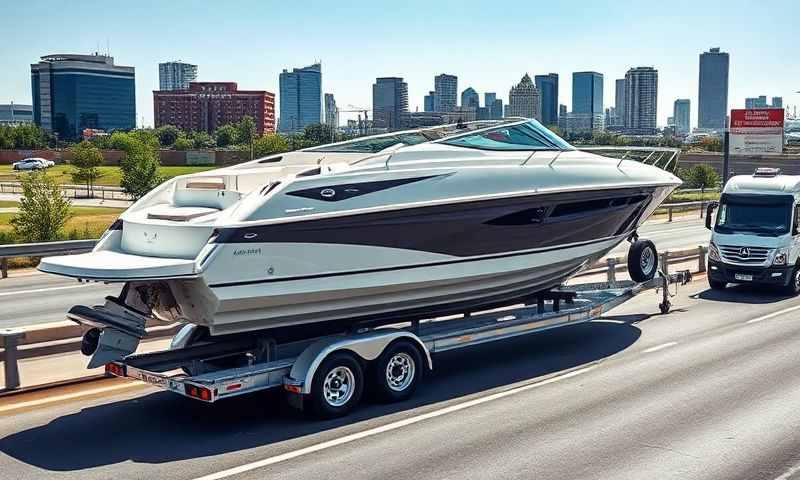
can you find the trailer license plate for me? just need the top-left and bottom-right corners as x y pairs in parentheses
(735, 273), (753, 281)
(138, 372), (167, 387)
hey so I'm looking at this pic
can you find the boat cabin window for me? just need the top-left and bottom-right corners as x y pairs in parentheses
(715, 193), (793, 236)
(441, 120), (574, 151)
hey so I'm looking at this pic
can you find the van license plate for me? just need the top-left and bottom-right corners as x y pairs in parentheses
(735, 274), (753, 281)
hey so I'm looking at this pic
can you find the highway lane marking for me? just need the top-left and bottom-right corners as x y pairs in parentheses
(775, 461), (800, 480)
(0, 381), (146, 415)
(192, 365), (598, 480)
(0, 283), (93, 297)
(745, 304), (800, 324)
(642, 341), (678, 353)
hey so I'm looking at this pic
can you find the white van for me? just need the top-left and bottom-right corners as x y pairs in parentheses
(706, 168), (800, 294)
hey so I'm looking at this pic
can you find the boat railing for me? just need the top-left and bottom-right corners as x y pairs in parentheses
(579, 146), (681, 173)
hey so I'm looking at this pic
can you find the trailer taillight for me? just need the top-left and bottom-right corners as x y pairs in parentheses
(105, 363), (125, 377)
(185, 384), (213, 401)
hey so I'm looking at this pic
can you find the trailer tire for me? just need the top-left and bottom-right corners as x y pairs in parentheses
(628, 239), (658, 283)
(308, 351), (364, 419)
(371, 340), (423, 403)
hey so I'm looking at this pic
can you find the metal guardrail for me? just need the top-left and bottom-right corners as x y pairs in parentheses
(0, 245), (709, 392)
(0, 181), (131, 200)
(0, 239), (97, 278)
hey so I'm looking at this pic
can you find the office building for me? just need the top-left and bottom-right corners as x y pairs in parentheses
(572, 71), (603, 115)
(461, 87), (479, 109)
(615, 79), (626, 126)
(424, 91), (435, 112)
(698, 47), (729, 130)
(0, 103), (33, 125)
(564, 112), (605, 135)
(505, 74), (541, 120)
(772, 97), (783, 109)
(153, 82), (275, 134)
(673, 99), (691, 135)
(434, 74), (457, 112)
(324, 93), (338, 128)
(534, 73), (558, 126)
(558, 104), (567, 131)
(745, 96), (768, 109)
(31, 53), (135, 139)
(372, 77), (409, 130)
(623, 66), (658, 135)
(158, 61), (198, 91)
(279, 63), (321, 132)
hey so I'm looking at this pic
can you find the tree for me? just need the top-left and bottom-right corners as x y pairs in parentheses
(173, 136), (193, 150)
(235, 116), (257, 159)
(303, 123), (337, 145)
(680, 164), (721, 190)
(252, 133), (289, 158)
(69, 141), (104, 196)
(215, 124), (238, 148)
(190, 131), (215, 149)
(120, 143), (162, 200)
(11, 172), (72, 243)
(156, 125), (181, 147)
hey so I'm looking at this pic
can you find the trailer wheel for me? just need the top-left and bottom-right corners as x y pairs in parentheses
(371, 341), (423, 403)
(628, 239), (658, 283)
(308, 351), (364, 419)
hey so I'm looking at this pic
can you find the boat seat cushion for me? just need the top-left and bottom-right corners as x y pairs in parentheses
(146, 205), (219, 222)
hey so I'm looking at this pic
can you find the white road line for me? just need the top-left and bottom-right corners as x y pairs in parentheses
(774, 461), (800, 480)
(745, 304), (800, 324)
(642, 342), (678, 354)
(192, 365), (598, 480)
(0, 381), (145, 414)
(0, 283), (92, 297)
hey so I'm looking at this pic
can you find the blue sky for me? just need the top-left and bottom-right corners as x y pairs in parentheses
(2, 0), (798, 128)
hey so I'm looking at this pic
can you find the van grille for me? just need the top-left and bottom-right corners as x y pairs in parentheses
(719, 245), (771, 264)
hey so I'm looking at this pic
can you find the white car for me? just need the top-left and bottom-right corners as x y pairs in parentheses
(11, 158), (55, 171)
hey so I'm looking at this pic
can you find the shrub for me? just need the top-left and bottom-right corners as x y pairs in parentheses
(11, 172), (73, 242)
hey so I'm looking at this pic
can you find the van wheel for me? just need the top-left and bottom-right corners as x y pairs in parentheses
(371, 340), (423, 403)
(708, 278), (727, 290)
(784, 267), (800, 296)
(628, 239), (658, 283)
(308, 352), (364, 419)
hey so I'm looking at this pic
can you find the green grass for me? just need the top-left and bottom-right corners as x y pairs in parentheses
(0, 200), (19, 208)
(668, 191), (721, 202)
(0, 206), (126, 242)
(0, 165), (217, 186)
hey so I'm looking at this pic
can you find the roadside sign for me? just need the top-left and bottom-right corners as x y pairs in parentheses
(730, 108), (784, 155)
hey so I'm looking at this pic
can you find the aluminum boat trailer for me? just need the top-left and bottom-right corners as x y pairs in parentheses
(104, 270), (691, 418)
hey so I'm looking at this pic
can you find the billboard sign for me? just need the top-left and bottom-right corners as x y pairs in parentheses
(730, 108), (784, 155)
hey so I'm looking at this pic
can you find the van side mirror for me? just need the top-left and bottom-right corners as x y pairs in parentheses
(705, 201), (719, 230)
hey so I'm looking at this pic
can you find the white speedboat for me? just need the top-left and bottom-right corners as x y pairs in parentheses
(39, 119), (680, 366)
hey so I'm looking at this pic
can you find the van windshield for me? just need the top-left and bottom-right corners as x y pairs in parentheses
(715, 194), (793, 236)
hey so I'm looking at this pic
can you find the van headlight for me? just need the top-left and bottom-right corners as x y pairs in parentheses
(773, 249), (789, 266)
(709, 242), (721, 261)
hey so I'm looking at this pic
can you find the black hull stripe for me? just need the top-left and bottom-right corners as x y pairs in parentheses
(208, 233), (625, 289)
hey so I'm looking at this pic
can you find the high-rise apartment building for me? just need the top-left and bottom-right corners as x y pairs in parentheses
(615, 79), (626, 126)
(534, 73), (558, 126)
(673, 99), (691, 135)
(153, 82), (275, 134)
(372, 77), (409, 130)
(505, 74), (541, 120)
(324, 93), (338, 128)
(461, 87), (479, 109)
(158, 61), (198, 91)
(623, 66), (658, 134)
(279, 63), (322, 132)
(434, 74), (457, 112)
(31, 53), (135, 139)
(424, 91), (435, 112)
(698, 47), (729, 130)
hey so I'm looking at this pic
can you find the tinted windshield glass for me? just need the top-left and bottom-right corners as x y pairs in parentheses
(715, 194), (793, 236)
(442, 121), (573, 151)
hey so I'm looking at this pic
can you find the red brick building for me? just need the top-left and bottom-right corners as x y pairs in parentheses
(153, 82), (275, 135)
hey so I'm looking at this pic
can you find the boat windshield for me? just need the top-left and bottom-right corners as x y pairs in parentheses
(441, 120), (574, 151)
(715, 193), (794, 236)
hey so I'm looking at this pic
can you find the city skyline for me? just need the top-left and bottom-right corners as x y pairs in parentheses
(2, 0), (799, 129)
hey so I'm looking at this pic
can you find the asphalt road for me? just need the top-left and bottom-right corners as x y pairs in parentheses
(2, 278), (800, 479)
(0, 217), (710, 329)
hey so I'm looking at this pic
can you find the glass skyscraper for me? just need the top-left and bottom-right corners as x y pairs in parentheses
(534, 73), (558, 126)
(673, 99), (691, 135)
(698, 47), (729, 130)
(31, 54), (135, 139)
(279, 63), (322, 133)
(572, 71), (603, 115)
(372, 77), (408, 130)
(434, 74), (457, 112)
(159, 61), (198, 91)
(623, 67), (658, 135)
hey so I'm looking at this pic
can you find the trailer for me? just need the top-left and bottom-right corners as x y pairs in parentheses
(104, 271), (690, 418)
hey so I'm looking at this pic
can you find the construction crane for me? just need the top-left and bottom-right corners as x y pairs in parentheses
(336, 105), (372, 136)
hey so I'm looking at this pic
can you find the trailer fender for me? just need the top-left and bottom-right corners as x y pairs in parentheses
(287, 330), (432, 395)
